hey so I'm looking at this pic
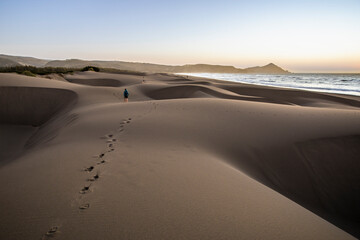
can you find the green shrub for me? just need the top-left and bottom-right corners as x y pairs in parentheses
(0, 65), (145, 76)
(21, 70), (36, 77)
(0, 66), (77, 75)
(81, 66), (100, 72)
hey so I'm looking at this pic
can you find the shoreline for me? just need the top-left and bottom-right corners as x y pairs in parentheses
(176, 72), (360, 97)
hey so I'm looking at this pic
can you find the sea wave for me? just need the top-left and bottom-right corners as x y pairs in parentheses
(177, 73), (360, 96)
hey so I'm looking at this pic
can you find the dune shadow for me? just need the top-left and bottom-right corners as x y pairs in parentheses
(65, 78), (123, 87)
(143, 85), (254, 101)
(295, 135), (360, 237)
(0, 86), (77, 126)
(0, 86), (78, 165)
(218, 134), (360, 238)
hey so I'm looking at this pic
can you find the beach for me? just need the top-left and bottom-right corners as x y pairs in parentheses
(0, 71), (359, 239)
(179, 73), (360, 96)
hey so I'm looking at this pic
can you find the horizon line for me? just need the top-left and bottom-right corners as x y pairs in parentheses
(1, 53), (359, 74)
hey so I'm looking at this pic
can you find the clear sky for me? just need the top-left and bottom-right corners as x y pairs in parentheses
(0, 0), (359, 73)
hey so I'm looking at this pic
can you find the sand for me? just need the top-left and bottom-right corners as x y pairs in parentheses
(0, 71), (359, 239)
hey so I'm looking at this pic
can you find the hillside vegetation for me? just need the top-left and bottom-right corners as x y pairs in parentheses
(0, 65), (146, 76)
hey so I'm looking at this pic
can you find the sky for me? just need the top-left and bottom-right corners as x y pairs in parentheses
(0, 0), (359, 73)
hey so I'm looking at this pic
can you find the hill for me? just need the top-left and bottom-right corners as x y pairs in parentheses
(0, 57), (21, 67)
(0, 54), (290, 74)
(244, 63), (290, 74)
(0, 54), (50, 67)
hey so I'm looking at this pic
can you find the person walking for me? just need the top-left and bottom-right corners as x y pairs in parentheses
(123, 89), (129, 102)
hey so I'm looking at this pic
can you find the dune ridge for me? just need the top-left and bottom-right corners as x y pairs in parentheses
(0, 71), (359, 239)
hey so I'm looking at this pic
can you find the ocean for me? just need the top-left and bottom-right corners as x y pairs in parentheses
(178, 73), (360, 97)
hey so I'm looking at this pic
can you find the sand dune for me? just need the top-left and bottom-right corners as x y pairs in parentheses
(0, 76), (78, 165)
(0, 86), (77, 126)
(0, 71), (359, 239)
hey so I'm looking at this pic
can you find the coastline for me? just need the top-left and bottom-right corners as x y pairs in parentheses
(177, 72), (360, 97)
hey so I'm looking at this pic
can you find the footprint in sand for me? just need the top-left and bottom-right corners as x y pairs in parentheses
(42, 226), (59, 238)
(80, 185), (91, 194)
(79, 203), (90, 210)
(97, 159), (106, 164)
(99, 153), (105, 158)
(85, 166), (95, 172)
(118, 118), (131, 131)
(88, 173), (99, 181)
(108, 143), (113, 148)
(100, 134), (113, 140)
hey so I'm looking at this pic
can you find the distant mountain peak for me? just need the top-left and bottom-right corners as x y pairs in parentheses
(244, 63), (289, 74)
